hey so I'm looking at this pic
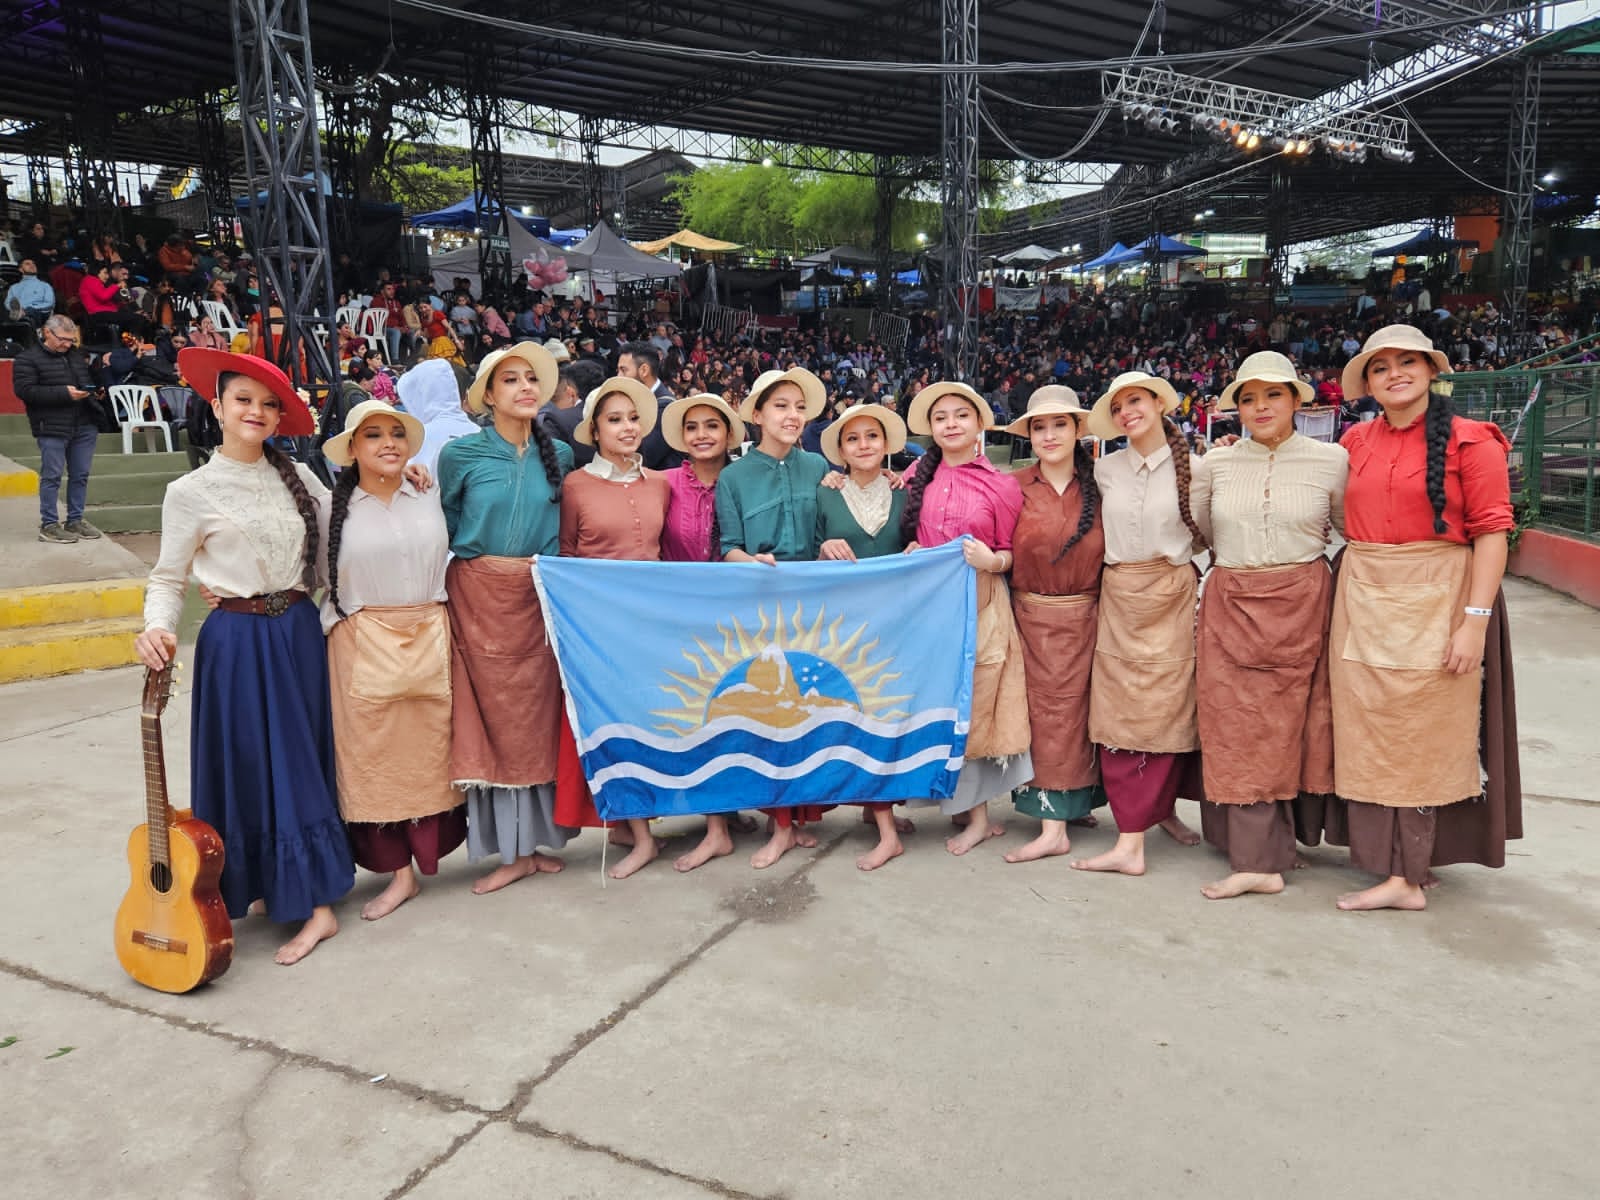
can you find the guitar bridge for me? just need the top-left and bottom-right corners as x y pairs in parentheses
(131, 930), (190, 955)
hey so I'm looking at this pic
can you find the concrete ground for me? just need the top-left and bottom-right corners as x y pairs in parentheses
(0, 494), (148, 589)
(1, 576), (1596, 1200)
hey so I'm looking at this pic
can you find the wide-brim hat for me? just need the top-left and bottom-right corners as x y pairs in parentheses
(542, 337), (571, 362)
(1003, 384), (1089, 437)
(1219, 350), (1315, 410)
(740, 367), (826, 421)
(575, 375), (659, 446)
(322, 399), (425, 468)
(465, 342), (559, 414)
(1340, 323), (1452, 402)
(177, 347), (316, 437)
(1087, 370), (1180, 441)
(906, 380), (994, 435)
(660, 393), (745, 453)
(820, 403), (908, 467)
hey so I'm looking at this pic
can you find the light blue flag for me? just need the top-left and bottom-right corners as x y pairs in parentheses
(532, 541), (976, 820)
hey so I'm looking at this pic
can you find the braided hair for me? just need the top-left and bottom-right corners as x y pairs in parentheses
(1052, 439), (1101, 561)
(217, 372), (319, 590)
(1424, 381), (1455, 535)
(1162, 415), (1206, 547)
(324, 465), (361, 618)
(898, 444), (944, 544)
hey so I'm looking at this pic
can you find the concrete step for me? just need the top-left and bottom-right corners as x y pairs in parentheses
(0, 614), (145, 683)
(0, 453), (38, 498)
(12, 450), (191, 476)
(0, 429), (189, 459)
(0, 577), (146, 631)
(79, 503), (164, 534)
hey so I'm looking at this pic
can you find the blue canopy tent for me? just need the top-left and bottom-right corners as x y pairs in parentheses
(1076, 242), (1130, 270)
(1130, 234), (1207, 258)
(410, 193), (553, 239)
(1371, 229), (1478, 258)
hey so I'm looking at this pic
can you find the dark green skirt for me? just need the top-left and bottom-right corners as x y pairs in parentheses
(1011, 783), (1104, 822)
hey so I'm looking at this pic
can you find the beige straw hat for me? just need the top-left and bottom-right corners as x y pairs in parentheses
(1219, 350), (1314, 410)
(819, 402), (908, 467)
(1340, 324), (1452, 402)
(542, 337), (571, 363)
(574, 375), (660, 446)
(465, 342), (559, 414)
(1086, 370), (1181, 440)
(322, 399), (425, 468)
(1003, 384), (1089, 437)
(739, 367), (827, 421)
(660, 393), (746, 454)
(906, 380), (994, 435)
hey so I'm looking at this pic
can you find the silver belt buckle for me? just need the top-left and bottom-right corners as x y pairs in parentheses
(263, 591), (291, 617)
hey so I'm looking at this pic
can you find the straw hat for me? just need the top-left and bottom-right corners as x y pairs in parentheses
(819, 403), (908, 467)
(1086, 370), (1181, 440)
(739, 367), (827, 421)
(1218, 350), (1314, 410)
(1340, 324), (1452, 402)
(906, 380), (994, 435)
(322, 399), (424, 468)
(465, 342), (559, 414)
(660, 393), (745, 454)
(542, 337), (571, 363)
(177, 347), (316, 437)
(574, 375), (659, 446)
(1003, 384), (1089, 437)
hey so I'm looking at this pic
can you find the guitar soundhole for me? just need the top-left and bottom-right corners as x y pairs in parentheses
(148, 862), (174, 894)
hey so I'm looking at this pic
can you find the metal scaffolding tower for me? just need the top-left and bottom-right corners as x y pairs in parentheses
(323, 84), (363, 257)
(26, 144), (53, 223)
(1499, 23), (1542, 357)
(873, 156), (898, 312)
(62, 0), (119, 225)
(195, 91), (238, 248)
(580, 113), (605, 231)
(466, 58), (512, 301)
(230, 0), (339, 436)
(939, 0), (980, 382)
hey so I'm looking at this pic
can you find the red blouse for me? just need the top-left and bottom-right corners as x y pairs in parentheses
(915, 454), (1024, 550)
(1340, 415), (1514, 545)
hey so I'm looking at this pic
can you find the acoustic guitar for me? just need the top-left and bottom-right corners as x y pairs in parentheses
(114, 663), (233, 993)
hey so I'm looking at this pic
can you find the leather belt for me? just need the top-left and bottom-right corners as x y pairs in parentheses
(215, 589), (308, 617)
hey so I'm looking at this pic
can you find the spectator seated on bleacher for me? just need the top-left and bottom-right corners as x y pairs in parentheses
(6, 260), (56, 325)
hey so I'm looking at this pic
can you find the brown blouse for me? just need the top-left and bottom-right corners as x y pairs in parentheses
(558, 468), (670, 561)
(1009, 464), (1105, 597)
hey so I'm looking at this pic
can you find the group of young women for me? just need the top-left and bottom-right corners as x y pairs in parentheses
(133, 322), (1520, 966)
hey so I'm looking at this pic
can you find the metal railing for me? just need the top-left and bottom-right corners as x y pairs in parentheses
(1450, 360), (1600, 539)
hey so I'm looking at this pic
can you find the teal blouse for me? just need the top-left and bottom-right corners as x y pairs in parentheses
(715, 446), (830, 561)
(814, 483), (907, 560)
(437, 426), (574, 559)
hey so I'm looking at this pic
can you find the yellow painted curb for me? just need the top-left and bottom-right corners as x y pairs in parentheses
(0, 578), (147, 631)
(0, 466), (38, 498)
(0, 615), (144, 683)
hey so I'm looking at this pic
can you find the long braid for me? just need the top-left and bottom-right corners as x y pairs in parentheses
(261, 441), (320, 590)
(325, 467), (360, 618)
(1424, 383), (1455, 535)
(1053, 439), (1100, 561)
(898, 444), (943, 543)
(1163, 416), (1206, 547)
(529, 416), (565, 502)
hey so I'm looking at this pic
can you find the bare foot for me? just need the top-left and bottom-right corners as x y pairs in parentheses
(472, 855), (538, 895)
(1200, 871), (1285, 900)
(752, 824), (799, 869)
(607, 838), (659, 880)
(946, 811), (1004, 856)
(675, 822), (734, 873)
(274, 906), (337, 965)
(361, 870), (420, 920)
(1421, 869), (1441, 890)
(1003, 823), (1071, 863)
(861, 810), (915, 835)
(950, 811), (971, 829)
(1071, 834), (1146, 876)
(857, 836), (904, 872)
(1158, 815), (1201, 846)
(728, 812), (760, 835)
(532, 853), (566, 874)
(1068, 813), (1100, 828)
(247, 899), (267, 916)
(1337, 876), (1427, 911)
(794, 828), (819, 849)
(607, 824), (635, 847)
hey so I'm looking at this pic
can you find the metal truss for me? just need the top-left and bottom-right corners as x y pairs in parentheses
(322, 83), (363, 254)
(194, 91), (237, 247)
(873, 156), (897, 312)
(231, 0), (339, 433)
(578, 113), (604, 230)
(1500, 34), (1540, 355)
(940, 0), (980, 382)
(62, 0), (119, 224)
(26, 143), (53, 222)
(465, 57), (512, 299)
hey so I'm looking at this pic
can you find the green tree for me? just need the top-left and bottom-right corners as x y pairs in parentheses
(669, 163), (801, 250)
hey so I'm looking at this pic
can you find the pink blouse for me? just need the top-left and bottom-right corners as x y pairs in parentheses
(662, 460), (719, 562)
(915, 454), (1024, 550)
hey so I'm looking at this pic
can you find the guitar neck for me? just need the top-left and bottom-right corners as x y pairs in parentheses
(141, 712), (172, 866)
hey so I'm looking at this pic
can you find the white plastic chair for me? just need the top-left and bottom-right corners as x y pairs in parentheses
(336, 303), (363, 331)
(356, 307), (390, 362)
(201, 299), (246, 342)
(108, 384), (174, 455)
(1294, 406), (1339, 443)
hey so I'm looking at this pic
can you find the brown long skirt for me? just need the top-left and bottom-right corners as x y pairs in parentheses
(1196, 561), (1334, 804)
(1199, 800), (1296, 874)
(1011, 590), (1097, 792)
(445, 555), (563, 789)
(1089, 558), (1198, 755)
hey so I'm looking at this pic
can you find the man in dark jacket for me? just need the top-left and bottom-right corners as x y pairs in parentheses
(13, 315), (102, 543)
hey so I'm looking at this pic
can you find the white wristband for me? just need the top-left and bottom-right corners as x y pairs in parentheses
(1463, 605), (1493, 617)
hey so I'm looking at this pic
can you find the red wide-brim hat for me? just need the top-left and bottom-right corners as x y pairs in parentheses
(177, 347), (317, 437)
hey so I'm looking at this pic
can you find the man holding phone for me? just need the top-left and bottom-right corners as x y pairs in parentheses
(13, 314), (102, 543)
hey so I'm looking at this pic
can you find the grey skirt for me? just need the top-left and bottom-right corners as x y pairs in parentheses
(465, 783), (577, 863)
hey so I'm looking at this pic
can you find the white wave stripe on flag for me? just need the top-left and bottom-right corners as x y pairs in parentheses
(575, 707), (962, 756)
(590, 743), (965, 793)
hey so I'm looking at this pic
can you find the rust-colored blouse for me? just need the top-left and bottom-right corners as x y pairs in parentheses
(558, 468), (670, 561)
(1009, 464), (1105, 597)
(1341, 414), (1514, 545)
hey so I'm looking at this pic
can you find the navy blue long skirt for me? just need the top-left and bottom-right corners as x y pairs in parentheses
(190, 600), (355, 922)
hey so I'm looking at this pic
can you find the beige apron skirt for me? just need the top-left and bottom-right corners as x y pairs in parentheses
(1089, 558), (1198, 754)
(327, 602), (461, 824)
(1012, 590), (1097, 791)
(967, 571), (1032, 760)
(1329, 541), (1478, 807)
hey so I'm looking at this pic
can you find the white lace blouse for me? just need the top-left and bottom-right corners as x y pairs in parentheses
(143, 452), (328, 634)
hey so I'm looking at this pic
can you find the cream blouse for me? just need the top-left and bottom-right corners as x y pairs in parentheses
(1191, 433), (1348, 568)
(144, 452), (328, 634)
(1094, 442), (1203, 566)
(315, 480), (449, 633)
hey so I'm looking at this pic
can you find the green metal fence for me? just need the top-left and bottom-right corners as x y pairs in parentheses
(1449, 360), (1600, 539)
